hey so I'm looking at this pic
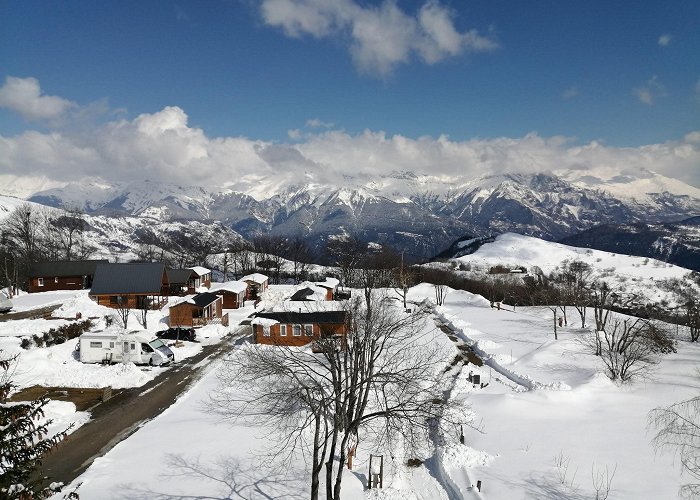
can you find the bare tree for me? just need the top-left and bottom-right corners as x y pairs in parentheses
(434, 283), (448, 306)
(325, 235), (366, 289)
(48, 206), (89, 261)
(663, 276), (700, 342)
(650, 392), (700, 499)
(210, 292), (462, 500)
(558, 260), (593, 328)
(113, 296), (131, 329)
(285, 236), (312, 284)
(580, 315), (662, 382)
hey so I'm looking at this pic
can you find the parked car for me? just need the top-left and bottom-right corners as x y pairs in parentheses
(0, 292), (12, 313)
(156, 327), (196, 342)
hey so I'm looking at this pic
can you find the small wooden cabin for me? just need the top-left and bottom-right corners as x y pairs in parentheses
(28, 260), (108, 293)
(240, 273), (269, 300)
(169, 292), (227, 327)
(89, 262), (168, 309)
(188, 267), (212, 289)
(252, 310), (348, 348)
(165, 268), (196, 296)
(210, 281), (247, 309)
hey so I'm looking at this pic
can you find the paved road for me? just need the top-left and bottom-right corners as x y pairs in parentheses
(37, 325), (249, 489)
(0, 304), (62, 322)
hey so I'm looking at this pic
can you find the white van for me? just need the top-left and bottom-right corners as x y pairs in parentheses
(0, 292), (12, 313)
(78, 332), (174, 366)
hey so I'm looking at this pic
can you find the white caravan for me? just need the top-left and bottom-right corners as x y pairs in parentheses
(78, 331), (174, 365)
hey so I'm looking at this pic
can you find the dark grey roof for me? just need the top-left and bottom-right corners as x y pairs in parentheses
(166, 268), (194, 285)
(29, 260), (108, 278)
(190, 292), (219, 308)
(289, 288), (315, 301)
(90, 262), (165, 295)
(255, 310), (347, 324)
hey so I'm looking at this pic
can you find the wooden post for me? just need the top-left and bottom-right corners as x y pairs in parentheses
(460, 424), (465, 445)
(477, 480), (482, 492)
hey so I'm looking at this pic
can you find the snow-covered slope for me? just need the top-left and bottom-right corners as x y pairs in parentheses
(8, 168), (700, 259)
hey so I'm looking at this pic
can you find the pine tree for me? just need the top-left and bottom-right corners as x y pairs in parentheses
(1, 352), (74, 499)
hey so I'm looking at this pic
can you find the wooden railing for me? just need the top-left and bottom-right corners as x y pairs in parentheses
(192, 313), (229, 327)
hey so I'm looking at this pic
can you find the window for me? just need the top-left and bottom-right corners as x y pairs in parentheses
(280, 325), (287, 337)
(263, 326), (271, 337)
(89, 341), (102, 348)
(293, 325), (302, 337)
(304, 324), (313, 337)
(54, 277), (59, 283)
(109, 342), (114, 348)
(38, 278), (44, 287)
(141, 343), (153, 353)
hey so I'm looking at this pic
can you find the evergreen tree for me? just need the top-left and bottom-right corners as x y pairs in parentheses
(1, 352), (74, 499)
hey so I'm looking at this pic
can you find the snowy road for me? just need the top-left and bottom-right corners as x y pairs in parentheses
(37, 325), (250, 489)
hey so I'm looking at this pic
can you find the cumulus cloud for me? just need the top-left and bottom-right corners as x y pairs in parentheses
(0, 76), (76, 121)
(634, 75), (665, 105)
(2, 104), (700, 195)
(260, 0), (497, 77)
(658, 34), (671, 46)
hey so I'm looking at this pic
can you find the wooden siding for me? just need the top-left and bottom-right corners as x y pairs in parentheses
(92, 294), (166, 310)
(214, 290), (245, 309)
(169, 297), (223, 328)
(29, 275), (88, 293)
(254, 322), (347, 347)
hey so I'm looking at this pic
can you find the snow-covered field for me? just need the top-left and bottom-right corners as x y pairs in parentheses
(436, 232), (695, 306)
(48, 283), (700, 499)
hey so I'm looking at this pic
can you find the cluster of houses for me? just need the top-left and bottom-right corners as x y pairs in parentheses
(28, 259), (349, 349)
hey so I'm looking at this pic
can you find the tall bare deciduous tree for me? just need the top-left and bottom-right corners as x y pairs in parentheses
(210, 292), (463, 500)
(649, 392), (700, 499)
(558, 260), (594, 328)
(663, 276), (700, 342)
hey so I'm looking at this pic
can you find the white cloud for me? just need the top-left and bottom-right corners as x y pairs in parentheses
(658, 34), (671, 47)
(260, 0), (497, 77)
(0, 76), (76, 121)
(1, 104), (699, 194)
(634, 75), (665, 105)
(306, 118), (334, 128)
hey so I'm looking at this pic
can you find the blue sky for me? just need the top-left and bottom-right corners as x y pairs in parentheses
(0, 1), (699, 191)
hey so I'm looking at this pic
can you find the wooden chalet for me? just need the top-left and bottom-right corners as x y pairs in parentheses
(166, 268), (196, 296)
(89, 262), (168, 309)
(27, 260), (108, 293)
(188, 267), (212, 289)
(240, 273), (269, 300)
(252, 309), (348, 348)
(169, 292), (228, 327)
(210, 281), (247, 309)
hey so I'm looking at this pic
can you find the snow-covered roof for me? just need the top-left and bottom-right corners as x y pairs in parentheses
(287, 282), (328, 301)
(188, 266), (211, 277)
(316, 277), (340, 289)
(210, 281), (248, 294)
(241, 273), (268, 284)
(269, 300), (347, 314)
(251, 317), (279, 327)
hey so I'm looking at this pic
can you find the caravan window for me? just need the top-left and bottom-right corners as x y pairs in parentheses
(141, 343), (153, 353)
(304, 324), (313, 337)
(293, 325), (302, 336)
(109, 342), (114, 348)
(38, 278), (44, 287)
(279, 325), (286, 336)
(89, 341), (102, 348)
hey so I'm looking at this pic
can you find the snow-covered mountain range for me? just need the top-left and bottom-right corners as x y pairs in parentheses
(5, 167), (700, 260)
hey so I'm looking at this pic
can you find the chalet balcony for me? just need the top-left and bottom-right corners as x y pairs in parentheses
(192, 313), (229, 328)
